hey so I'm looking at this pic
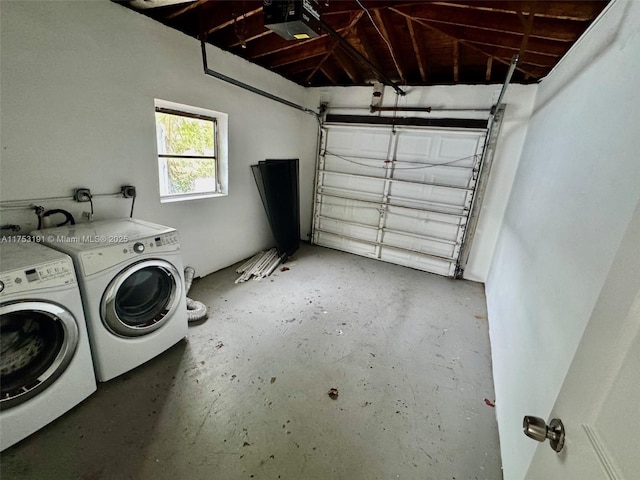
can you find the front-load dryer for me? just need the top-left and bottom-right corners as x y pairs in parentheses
(0, 242), (96, 451)
(33, 218), (188, 382)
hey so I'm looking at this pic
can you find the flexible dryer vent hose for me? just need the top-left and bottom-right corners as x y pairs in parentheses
(184, 266), (208, 323)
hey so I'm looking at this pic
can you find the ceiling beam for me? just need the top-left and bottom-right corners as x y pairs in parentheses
(400, 16), (569, 57)
(319, 63), (341, 85)
(517, 11), (536, 64)
(280, 56), (329, 77)
(406, 17), (427, 82)
(348, 22), (382, 69)
(243, 13), (354, 59)
(452, 40), (459, 82)
(128, 0), (194, 10)
(203, 5), (263, 38)
(475, 46), (556, 67)
(246, 34), (328, 59)
(485, 56), (493, 82)
(371, 8), (406, 83)
(391, 9), (543, 79)
(321, 23), (406, 93)
(209, 12), (271, 48)
(322, 1), (419, 16)
(267, 39), (332, 69)
(430, 1), (607, 21)
(305, 11), (364, 84)
(164, 0), (207, 19)
(392, 3), (586, 42)
(332, 48), (361, 84)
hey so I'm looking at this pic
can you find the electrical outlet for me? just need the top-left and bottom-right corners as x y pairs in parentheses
(74, 188), (92, 202)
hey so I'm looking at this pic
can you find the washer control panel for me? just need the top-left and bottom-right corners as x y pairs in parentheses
(80, 231), (180, 276)
(0, 258), (76, 296)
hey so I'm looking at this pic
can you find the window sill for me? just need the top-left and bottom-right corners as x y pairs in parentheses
(160, 192), (228, 204)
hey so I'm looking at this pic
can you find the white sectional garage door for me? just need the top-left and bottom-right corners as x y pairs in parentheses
(312, 123), (487, 277)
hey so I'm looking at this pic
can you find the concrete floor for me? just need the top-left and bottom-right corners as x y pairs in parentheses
(1, 244), (501, 480)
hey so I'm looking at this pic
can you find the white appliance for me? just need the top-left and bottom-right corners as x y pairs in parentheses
(34, 218), (188, 382)
(0, 242), (96, 451)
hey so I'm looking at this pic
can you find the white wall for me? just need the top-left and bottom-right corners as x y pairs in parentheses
(0, 0), (318, 276)
(307, 83), (537, 282)
(485, 1), (640, 478)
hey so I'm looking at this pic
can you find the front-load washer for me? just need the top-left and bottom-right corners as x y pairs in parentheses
(0, 242), (96, 451)
(33, 218), (188, 382)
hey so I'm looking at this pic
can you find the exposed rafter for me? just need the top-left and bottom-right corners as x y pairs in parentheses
(305, 11), (364, 84)
(406, 17), (427, 82)
(120, 0), (609, 87)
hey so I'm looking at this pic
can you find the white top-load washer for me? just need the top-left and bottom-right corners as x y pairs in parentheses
(33, 218), (188, 382)
(0, 242), (96, 451)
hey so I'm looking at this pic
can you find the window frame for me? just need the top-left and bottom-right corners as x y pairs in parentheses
(154, 99), (228, 203)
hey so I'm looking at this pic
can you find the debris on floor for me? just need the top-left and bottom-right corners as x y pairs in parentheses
(214, 341), (224, 349)
(328, 388), (339, 400)
(484, 398), (495, 407)
(235, 248), (285, 283)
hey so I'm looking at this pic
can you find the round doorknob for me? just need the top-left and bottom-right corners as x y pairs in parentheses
(523, 416), (548, 442)
(523, 416), (565, 452)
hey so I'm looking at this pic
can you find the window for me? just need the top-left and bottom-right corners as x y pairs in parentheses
(154, 99), (228, 202)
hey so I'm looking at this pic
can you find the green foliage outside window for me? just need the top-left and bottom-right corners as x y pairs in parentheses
(156, 112), (216, 194)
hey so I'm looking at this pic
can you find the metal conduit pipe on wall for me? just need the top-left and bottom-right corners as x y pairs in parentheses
(200, 39), (319, 120)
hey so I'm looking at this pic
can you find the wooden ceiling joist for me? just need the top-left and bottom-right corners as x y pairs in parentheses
(485, 56), (493, 81)
(392, 10), (543, 79)
(517, 11), (536, 64)
(406, 17), (427, 82)
(266, 39), (332, 69)
(305, 11), (364, 84)
(203, 5), (263, 38)
(406, 19), (569, 57)
(165, 0), (207, 19)
(452, 40), (460, 82)
(121, 0), (609, 88)
(333, 48), (362, 84)
(393, 3), (585, 42)
(430, 1), (606, 21)
(371, 9), (406, 82)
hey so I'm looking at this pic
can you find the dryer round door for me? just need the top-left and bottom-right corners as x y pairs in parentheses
(101, 259), (183, 337)
(0, 301), (79, 410)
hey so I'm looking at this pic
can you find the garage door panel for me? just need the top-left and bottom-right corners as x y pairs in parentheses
(383, 231), (457, 259)
(388, 195), (467, 216)
(323, 154), (386, 178)
(314, 124), (486, 277)
(392, 164), (474, 188)
(394, 132), (434, 162)
(315, 231), (376, 258)
(317, 217), (378, 242)
(317, 198), (381, 226)
(325, 127), (390, 160)
(322, 173), (385, 196)
(385, 208), (461, 241)
(379, 247), (454, 277)
(390, 182), (471, 209)
(437, 134), (484, 161)
(396, 130), (482, 165)
(320, 187), (384, 204)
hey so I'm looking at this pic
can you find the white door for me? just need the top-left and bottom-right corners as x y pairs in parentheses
(526, 200), (640, 479)
(313, 123), (486, 277)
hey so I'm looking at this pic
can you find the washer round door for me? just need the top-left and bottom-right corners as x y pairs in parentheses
(0, 301), (79, 410)
(101, 259), (183, 337)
